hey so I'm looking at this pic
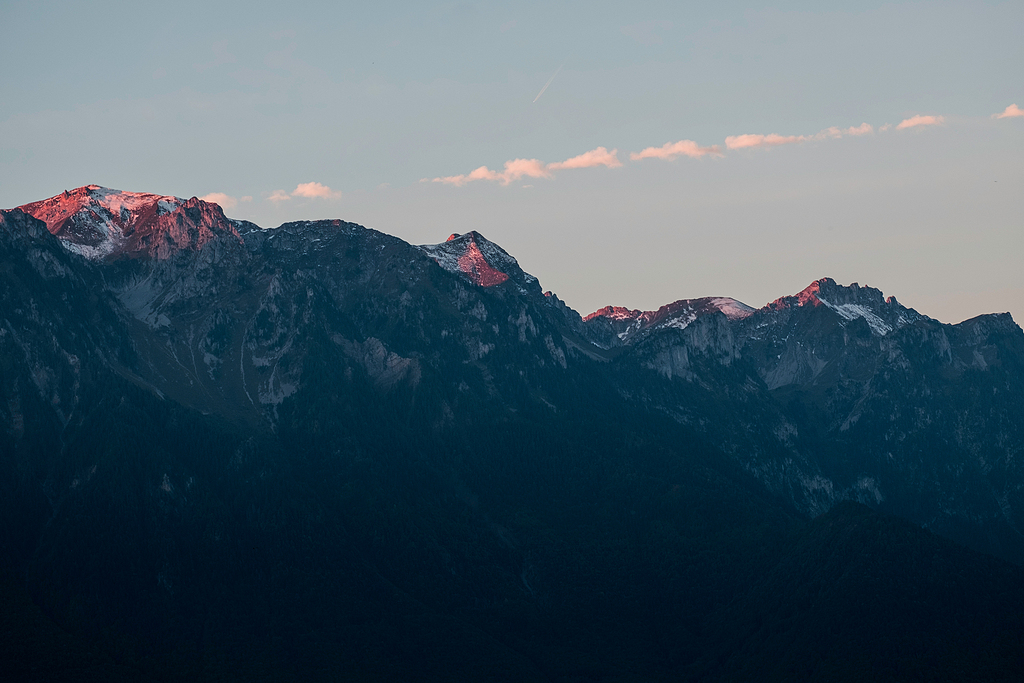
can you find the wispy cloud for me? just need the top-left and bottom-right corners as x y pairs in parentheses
(724, 123), (874, 150)
(423, 109), (950, 190)
(200, 192), (238, 209)
(292, 181), (341, 199)
(630, 139), (721, 161)
(267, 183), (341, 202)
(429, 147), (624, 186)
(431, 159), (551, 186)
(840, 122), (874, 136)
(533, 64), (563, 103)
(994, 104), (1024, 119)
(725, 133), (804, 150)
(549, 147), (622, 169)
(896, 114), (944, 130)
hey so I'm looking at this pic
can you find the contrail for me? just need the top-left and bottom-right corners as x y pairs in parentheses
(533, 64), (563, 103)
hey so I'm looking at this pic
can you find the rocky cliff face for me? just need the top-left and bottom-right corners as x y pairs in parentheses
(4, 186), (1024, 563)
(18, 185), (242, 260)
(585, 276), (1024, 559)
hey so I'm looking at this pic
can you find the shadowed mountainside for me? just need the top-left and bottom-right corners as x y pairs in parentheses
(2, 186), (1024, 680)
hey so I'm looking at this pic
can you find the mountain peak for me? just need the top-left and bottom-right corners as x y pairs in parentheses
(418, 231), (538, 291)
(16, 185), (241, 260)
(768, 277), (925, 336)
(583, 306), (642, 323)
(584, 297), (755, 345)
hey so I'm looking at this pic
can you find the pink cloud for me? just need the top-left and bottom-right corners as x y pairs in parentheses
(811, 123), (873, 140)
(629, 139), (722, 161)
(994, 104), (1024, 119)
(843, 122), (873, 135)
(725, 122), (874, 150)
(431, 166), (496, 186)
(292, 181), (341, 199)
(433, 158), (552, 186)
(503, 158), (552, 182)
(199, 192), (238, 209)
(725, 133), (805, 150)
(548, 146), (622, 169)
(267, 190), (291, 203)
(896, 115), (944, 130)
(432, 148), (625, 186)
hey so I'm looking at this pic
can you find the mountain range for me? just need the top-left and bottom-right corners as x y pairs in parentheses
(2, 185), (1023, 681)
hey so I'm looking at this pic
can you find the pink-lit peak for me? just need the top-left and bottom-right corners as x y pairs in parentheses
(769, 278), (837, 310)
(584, 306), (642, 322)
(16, 185), (238, 260)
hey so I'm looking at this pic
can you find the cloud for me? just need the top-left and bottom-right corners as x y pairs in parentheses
(431, 147), (624, 186)
(630, 139), (722, 161)
(428, 118), (875, 188)
(723, 123), (874, 150)
(994, 104), (1024, 119)
(266, 183), (341, 202)
(549, 147), (622, 169)
(843, 122), (874, 136)
(811, 123), (873, 140)
(199, 192), (238, 209)
(432, 158), (552, 186)
(725, 133), (804, 150)
(896, 115), (944, 130)
(292, 181), (341, 199)
(879, 123), (892, 132)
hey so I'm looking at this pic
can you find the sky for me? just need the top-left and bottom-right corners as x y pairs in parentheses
(1, 1), (1022, 323)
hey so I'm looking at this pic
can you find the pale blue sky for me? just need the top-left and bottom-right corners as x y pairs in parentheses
(2, 1), (1022, 322)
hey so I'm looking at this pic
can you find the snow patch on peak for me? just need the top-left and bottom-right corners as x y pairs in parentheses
(708, 297), (755, 320)
(16, 185), (237, 261)
(418, 231), (538, 291)
(767, 278), (925, 336)
(584, 296), (755, 346)
(816, 297), (893, 336)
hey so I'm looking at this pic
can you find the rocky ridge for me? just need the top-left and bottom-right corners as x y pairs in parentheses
(5, 185), (1024, 563)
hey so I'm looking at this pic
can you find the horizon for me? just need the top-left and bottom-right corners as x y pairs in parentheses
(2, 1), (1021, 324)
(7, 182), (1016, 326)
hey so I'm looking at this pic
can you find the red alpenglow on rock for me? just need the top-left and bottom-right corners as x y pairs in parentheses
(583, 306), (642, 322)
(583, 297), (756, 344)
(418, 231), (522, 288)
(456, 238), (509, 287)
(766, 277), (924, 336)
(17, 185), (241, 260)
